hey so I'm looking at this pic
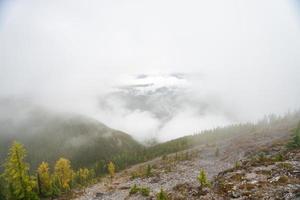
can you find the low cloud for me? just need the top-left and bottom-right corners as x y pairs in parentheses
(0, 0), (300, 142)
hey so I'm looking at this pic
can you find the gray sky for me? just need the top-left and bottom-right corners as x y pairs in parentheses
(0, 0), (300, 141)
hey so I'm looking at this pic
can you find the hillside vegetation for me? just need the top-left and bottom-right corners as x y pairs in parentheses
(0, 99), (142, 171)
(1, 108), (299, 199)
(145, 111), (300, 158)
(72, 111), (300, 200)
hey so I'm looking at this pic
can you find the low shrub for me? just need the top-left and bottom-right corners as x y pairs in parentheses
(129, 184), (139, 195)
(129, 184), (150, 196)
(156, 188), (168, 200)
(140, 187), (150, 196)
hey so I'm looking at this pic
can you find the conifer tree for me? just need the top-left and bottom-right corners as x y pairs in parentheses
(76, 168), (90, 186)
(37, 162), (52, 196)
(0, 175), (6, 200)
(197, 169), (211, 188)
(146, 164), (152, 177)
(3, 141), (38, 200)
(94, 160), (106, 176)
(287, 123), (300, 149)
(54, 158), (73, 191)
(107, 161), (115, 180)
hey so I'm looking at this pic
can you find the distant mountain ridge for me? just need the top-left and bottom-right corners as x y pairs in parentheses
(0, 99), (142, 170)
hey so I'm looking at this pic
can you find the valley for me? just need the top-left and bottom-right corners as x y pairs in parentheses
(1, 104), (299, 200)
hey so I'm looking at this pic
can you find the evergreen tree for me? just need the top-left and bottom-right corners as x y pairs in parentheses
(107, 161), (115, 179)
(54, 158), (73, 191)
(197, 169), (210, 188)
(146, 164), (152, 177)
(287, 123), (300, 149)
(94, 160), (106, 176)
(0, 175), (6, 200)
(3, 141), (38, 200)
(37, 162), (52, 196)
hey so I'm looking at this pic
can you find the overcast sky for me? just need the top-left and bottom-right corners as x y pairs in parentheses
(0, 0), (300, 141)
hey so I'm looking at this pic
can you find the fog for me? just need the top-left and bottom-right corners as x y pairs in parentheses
(0, 0), (300, 141)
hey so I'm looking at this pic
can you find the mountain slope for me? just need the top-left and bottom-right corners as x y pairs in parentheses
(72, 112), (300, 200)
(0, 99), (142, 169)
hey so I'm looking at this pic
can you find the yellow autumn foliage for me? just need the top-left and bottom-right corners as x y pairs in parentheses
(107, 161), (115, 179)
(54, 158), (73, 190)
(37, 161), (52, 195)
(4, 141), (38, 200)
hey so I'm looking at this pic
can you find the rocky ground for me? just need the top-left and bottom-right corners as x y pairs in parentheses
(70, 127), (299, 200)
(168, 144), (300, 199)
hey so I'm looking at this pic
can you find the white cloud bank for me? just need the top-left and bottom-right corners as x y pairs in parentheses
(0, 0), (300, 141)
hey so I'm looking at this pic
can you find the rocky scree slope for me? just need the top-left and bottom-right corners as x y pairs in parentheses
(72, 123), (298, 200)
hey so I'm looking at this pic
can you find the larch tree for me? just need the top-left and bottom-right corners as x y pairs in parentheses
(107, 161), (115, 179)
(76, 168), (90, 186)
(3, 141), (38, 200)
(54, 158), (73, 191)
(37, 161), (52, 196)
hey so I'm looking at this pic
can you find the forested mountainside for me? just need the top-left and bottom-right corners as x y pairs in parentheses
(73, 112), (300, 200)
(145, 111), (300, 158)
(0, 99), (142, 170)
(0, 107), (299, 199)
(1, 97), (300, 172)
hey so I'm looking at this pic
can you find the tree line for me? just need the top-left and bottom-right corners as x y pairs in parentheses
(1, 111), (299, 199)
(0, 141), (117, 199)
